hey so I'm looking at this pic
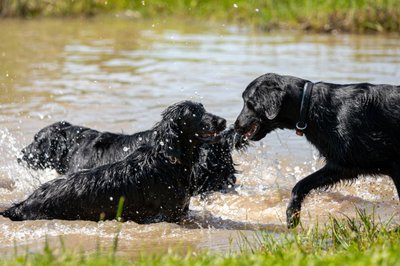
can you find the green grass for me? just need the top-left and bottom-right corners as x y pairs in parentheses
(1, 0), (400, 33)
(2, 208), (400, 265)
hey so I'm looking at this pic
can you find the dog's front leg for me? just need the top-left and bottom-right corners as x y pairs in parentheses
(390, 162), (400, 199)
(286, 165), (344, 228)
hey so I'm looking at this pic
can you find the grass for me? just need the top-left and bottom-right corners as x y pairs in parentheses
(0, 0), (400, 33)
(1, 208), (400, 265)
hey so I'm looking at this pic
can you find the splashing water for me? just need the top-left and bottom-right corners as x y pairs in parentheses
(0, 18), (400, 256)
(0, 128), (57, 198)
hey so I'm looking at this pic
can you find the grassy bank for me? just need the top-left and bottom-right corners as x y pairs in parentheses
(2, 209), (400, 265)
(0, 0), (399, 33)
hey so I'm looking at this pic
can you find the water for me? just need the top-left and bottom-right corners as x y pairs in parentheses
(0, 18), (399, 257)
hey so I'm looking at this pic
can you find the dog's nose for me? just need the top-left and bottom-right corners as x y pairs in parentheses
(234, 119), (240, 131)
(234, 119), (245, 134)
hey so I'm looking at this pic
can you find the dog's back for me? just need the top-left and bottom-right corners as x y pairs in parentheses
(306, 82), (400, 168)
(65, 129), (154, 173)
(19, 122), (243, 196)
(4, 145), (191, 222)
(6, 101), (230, 222)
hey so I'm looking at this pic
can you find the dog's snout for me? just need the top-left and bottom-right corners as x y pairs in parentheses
(234, 118), (243, 133)
(234, 119), (239, 130)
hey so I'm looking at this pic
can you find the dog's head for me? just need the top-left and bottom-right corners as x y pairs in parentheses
(234, 73), (305, 141)
(158, 101), (227, 145)
(220, 126), (249, 151)
(154, 101), (227, 162)
(19, 121), (71, 173)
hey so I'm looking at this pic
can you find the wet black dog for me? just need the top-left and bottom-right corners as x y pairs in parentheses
(234, 73), (400, 228)
(19, 121), (246, 197)
(2, 101), (227, 222)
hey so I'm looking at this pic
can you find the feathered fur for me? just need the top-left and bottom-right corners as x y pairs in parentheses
(19, 120), (247, 197)
(3, 101), (227, 222)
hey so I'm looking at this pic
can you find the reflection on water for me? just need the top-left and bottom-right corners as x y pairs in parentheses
(0, 18), (399, 256)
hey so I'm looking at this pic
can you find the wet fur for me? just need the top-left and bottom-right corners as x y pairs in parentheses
(2, 101), (227, 222)
(234, 73), (400, 228)
(19, 121), (246, 197)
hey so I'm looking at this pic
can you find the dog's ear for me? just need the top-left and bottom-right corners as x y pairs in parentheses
(154, 113), (184, 163)
(49, 131), (68, 173)
(254, 81), (286, 120)
(157, 130), (184, 164)
(154, 101), (204, 164)
(262, 88), (285, 120)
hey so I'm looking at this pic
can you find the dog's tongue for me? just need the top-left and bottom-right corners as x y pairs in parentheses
(203, 132), (216, 137)
(245, 123), (257, 138)
(245, 131), (252, 138)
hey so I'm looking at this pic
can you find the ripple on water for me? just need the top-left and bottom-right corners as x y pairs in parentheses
(1, 18), (400, 256)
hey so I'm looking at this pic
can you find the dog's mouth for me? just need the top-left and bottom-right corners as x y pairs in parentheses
(200, 132), (219, 138)
(18, 150), (45, 170)
(244, 122), (259, 140)
(197, 130), (223, 143)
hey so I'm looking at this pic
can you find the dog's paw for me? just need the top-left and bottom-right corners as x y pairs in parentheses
(286, 206), (301, 229)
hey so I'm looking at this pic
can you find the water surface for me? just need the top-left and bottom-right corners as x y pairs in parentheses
(0, 18), (399, 257)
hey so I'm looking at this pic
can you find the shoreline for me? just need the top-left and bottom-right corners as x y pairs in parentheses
(1, 0), (399, 34)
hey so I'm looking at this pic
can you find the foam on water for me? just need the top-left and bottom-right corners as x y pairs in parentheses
(0, 129), (58, 199)
(0, 127), (399, 254)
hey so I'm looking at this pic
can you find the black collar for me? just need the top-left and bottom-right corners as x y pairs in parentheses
(296, 82), (314, 136)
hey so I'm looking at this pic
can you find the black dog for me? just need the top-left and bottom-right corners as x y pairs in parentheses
(234, 73), (400, 228)
(19, 121), (246, 197)
(2, 101), (227, 222)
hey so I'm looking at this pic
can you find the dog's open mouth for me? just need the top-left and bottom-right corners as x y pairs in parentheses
(245, 122), (258, 140)
(198, 130), (223, 143)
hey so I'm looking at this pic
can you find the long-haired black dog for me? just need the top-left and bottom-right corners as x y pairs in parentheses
(18, 120), (246, 197)
(2, 101), (227, 222)
(234, 73), (400, 228)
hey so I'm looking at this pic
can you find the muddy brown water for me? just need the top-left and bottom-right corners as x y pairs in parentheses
(0, 18), (400, 258)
